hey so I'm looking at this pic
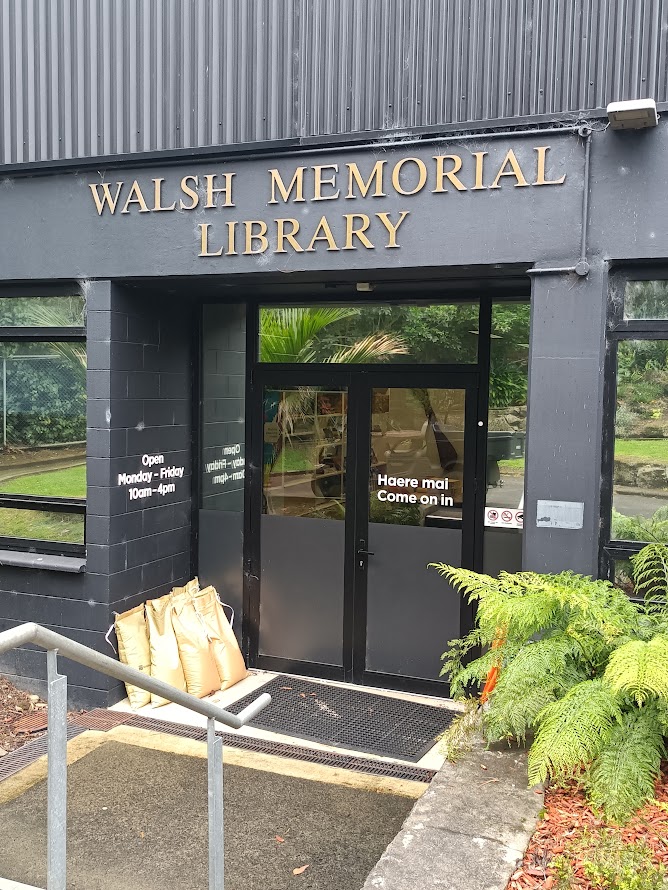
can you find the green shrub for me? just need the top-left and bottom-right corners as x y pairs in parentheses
(553, 829), (665, 890)
(432, 543), (668, 823)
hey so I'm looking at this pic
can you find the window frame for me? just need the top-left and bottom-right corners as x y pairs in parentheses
(600, 267), (668, 583)
(0, 290), (86, 557)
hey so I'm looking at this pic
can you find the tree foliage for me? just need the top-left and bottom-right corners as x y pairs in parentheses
(432, 546), (668, 823)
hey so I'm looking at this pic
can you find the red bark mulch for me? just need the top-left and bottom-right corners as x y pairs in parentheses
(0, 675), (47, 756)
(507, 771), (668, 889)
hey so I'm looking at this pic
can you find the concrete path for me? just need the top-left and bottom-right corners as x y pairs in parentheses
(0, 727), (420, 890)
(362, 739), (543, 890)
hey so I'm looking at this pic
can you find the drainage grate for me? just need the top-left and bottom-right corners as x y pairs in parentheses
(0, 723), (86, 783)
(226, 676), (456, 763)
(71, 709), (134, 731)
(124, 713), (436, 783)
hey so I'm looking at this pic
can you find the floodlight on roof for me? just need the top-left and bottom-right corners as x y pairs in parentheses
(606, 98), (659, 130)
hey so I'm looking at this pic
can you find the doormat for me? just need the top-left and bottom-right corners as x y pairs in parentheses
(227, 676), (457, 762)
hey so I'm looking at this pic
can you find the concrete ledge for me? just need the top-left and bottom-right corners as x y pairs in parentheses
(0, 550), (85, 573)
(362, 739), (543, 890)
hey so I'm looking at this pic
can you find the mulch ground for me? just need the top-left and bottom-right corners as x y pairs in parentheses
(0, 675), (49, 755)
(507, 769), (668, 889)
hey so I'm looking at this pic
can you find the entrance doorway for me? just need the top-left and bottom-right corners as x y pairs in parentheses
(197, 294), (530, 696)
(251, 370), (477, 691)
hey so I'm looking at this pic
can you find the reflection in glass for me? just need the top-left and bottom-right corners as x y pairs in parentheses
(485, 302), (529, 515)
(0, 295), (85, 327)
(369, 388), (465, 527)
(624, 281), (668, 320)
(613, 559), (635, 598)
(259, 303), (479, 364)
(262, 386), (347, 520)
(0, 343), (86, 499)
(0, 506), (84, 544)
(612, 339), (668, 543)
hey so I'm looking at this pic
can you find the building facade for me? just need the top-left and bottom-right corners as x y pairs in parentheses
(0, 0), (667, 707)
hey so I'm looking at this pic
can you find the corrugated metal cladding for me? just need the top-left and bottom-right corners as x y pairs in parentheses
(1, 0), (667, 165)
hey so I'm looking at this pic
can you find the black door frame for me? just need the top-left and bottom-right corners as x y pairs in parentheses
(349, 371), (479, 693)
(193, 289), (529, 695)
(247, 365), (480, 694)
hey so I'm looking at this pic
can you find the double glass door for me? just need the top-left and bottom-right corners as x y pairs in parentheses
(251, 370), (476, 691)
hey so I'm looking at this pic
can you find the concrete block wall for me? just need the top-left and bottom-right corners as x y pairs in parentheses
(0, 280), (195, 708)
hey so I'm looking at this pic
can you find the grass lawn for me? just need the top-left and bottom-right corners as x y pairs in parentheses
(615, 438), (668, 462)
(0, 507), (84, 543)
(0, 463), (86, 498)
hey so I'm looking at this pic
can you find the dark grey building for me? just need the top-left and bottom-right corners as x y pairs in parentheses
(0, 0), (666, 707)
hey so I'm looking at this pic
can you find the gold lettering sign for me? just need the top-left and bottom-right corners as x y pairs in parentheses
(88, 144), (567, 259)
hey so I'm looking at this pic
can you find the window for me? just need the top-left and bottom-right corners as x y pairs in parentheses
(602, 272), (668, 586)
(0, 293), (86, 555)
(258, 302), (479, 364)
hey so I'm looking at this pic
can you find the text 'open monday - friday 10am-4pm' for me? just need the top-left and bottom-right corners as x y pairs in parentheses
(117, 453), (185, 501)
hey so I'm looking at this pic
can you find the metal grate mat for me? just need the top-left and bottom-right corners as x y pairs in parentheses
(226, 676), (456, 763)
(125, 713), (437, 783)
(0, 723), (86, 783)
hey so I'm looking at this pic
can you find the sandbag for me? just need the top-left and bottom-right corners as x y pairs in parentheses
(195, 586), (249, 691)
(172, 591), (222, 699)
(171, 577), (200, 597)
(146, 592), (187, 706)
(115, 604), (151, 709)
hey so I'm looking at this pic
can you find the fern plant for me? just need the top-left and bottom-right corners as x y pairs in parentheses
(432, 545), (668, 823)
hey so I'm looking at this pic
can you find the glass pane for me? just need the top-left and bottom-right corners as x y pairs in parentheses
(370, 387), (465, 526)
(0, 343), (86, 498)
(613, 559), (635, 597)
(485, 302), (529, 529)
(612, 339), (668, 542)
(259, 303), (479, 364)
(263, 386), (347, 519)
(0, 295), (85, 327)
(624, 281), (668, 320)
(0, 506), (84, 544)
(200, 304), (246, 512)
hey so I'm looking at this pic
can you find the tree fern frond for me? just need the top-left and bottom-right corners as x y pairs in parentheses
(588, 706), (666, 823)
(604, 635), (668, 704)
(528, 679), (622, 786)
(484, 636), (589, 742)
(631, 543), (668, 614)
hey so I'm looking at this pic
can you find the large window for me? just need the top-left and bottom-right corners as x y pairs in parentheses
(258, 302), (479, 365)
(0, 294), (86, 554)
(603, 273), (668, 593)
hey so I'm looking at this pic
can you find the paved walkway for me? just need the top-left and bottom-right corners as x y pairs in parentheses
(0, 727), (421, 890)
(0, 726), (542, 890)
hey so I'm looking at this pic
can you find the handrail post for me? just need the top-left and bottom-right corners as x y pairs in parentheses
(207, 717), (224, 890)
(46, 649), (67, 890)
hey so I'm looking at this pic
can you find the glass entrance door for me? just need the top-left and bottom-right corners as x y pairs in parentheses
(252, 371), (476, 691)
(353, 380), (475, 688)
(257, 380), (349, 672)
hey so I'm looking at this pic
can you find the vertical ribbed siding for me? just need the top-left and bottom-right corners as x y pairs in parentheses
(0, 0), (667, 164)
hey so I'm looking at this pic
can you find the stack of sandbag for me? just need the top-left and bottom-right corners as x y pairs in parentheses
(114, 578), (248, 708)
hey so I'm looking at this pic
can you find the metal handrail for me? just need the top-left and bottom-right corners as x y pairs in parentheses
(0, 622), (272, 890)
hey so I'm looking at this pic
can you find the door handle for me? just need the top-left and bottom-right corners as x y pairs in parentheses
(357, 549), (375, 557)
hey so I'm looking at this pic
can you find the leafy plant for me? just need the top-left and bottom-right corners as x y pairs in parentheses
(611, 508), (668, 544)
(553, 828), (665, 890)
(432, 546), (668, 823)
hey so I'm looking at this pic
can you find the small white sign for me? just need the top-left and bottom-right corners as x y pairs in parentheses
(536, 500), (584, 529)
(484, 507), (523, 529)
